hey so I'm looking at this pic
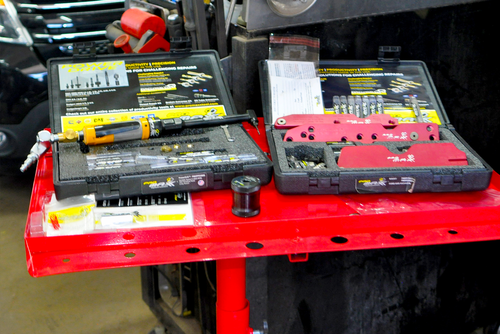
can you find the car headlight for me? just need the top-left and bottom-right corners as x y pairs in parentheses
(0, 0), (32, 45)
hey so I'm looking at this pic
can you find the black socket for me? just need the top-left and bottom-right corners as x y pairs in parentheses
(231, 175), (261, 218)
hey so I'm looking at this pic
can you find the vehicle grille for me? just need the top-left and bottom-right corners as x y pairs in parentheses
(14, 0), (125, 59)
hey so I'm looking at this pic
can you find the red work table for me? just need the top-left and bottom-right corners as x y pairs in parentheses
(25, 121), (500, 334)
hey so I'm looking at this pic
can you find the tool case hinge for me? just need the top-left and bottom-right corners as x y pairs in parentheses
(72, 42), (97, 60)
(309, 177), (340, 187)
(169, 36), (192, 52)
(378, 46), (401, 64)
(433, 174), (463, 185)
(445, 123), (456, 131)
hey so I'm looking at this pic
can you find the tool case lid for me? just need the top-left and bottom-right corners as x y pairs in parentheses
(47, 50), (273, 201)
(259, 58), (451, 127)
(258, 57), (492, 195)
(48, 50), (236, 133)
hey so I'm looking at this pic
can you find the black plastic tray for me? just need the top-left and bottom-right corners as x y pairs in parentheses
(48, 50), (272, 200)
(260, 59), (492, 194)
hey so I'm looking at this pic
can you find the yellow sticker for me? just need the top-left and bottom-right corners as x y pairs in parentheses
(61, 105), (227, 131)
(384, 109), (442, 125)
(60, 62), (124, 72)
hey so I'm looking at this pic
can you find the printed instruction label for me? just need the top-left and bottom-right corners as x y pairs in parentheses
(57, 57), (227, 132)
(355, 177), (416, 193)
(141, 173), (208, 193)
(267, 60), (324, 123)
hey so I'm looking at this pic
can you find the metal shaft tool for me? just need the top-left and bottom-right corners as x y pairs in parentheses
(20, 111), (260, 171)
(53, 110), (259, 147)
(409, 96), (424, 123)
(220, 125), (235, 142)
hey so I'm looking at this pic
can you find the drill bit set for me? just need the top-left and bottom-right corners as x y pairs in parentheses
(331, 95), (384, 117)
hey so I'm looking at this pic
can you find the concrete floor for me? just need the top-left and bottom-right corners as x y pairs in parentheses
(0, 172), (160, 334)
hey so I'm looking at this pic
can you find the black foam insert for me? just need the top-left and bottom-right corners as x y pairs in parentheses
(57, 124), (268, 183)
(272, 127), (485, 176)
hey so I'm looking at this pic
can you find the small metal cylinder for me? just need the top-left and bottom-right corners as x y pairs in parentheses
(231, 176), (261, 218)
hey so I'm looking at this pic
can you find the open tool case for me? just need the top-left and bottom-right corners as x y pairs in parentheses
(260, 55), (492, 194)
(49, 50), (272, 200)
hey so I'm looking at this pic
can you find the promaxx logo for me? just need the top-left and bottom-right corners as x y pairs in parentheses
(61, 62), (124, 72)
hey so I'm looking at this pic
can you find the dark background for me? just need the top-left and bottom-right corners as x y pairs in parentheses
(240, 2), (500, 333)
(258, 241), (500, 334)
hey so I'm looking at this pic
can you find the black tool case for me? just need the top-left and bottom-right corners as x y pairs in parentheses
(260, 57), (492, 194)
(48, 50), (272, 200)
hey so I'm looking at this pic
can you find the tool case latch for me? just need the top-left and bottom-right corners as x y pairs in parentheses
(72, 42), (97, 60)
(378, 46), (401, 64)
(169, 36), (192, 52)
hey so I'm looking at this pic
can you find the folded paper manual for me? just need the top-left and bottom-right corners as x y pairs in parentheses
(266, 60), (324, 123)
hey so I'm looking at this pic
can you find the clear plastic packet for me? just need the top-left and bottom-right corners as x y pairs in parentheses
(268, 34), (320, 71)
(43, 193), (96, 236)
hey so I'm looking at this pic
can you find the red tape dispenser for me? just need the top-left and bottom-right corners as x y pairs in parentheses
(107, 8), (170, 53)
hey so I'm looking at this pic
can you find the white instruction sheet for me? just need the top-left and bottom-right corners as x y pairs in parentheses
(267, 60), (324, 123)
(94, 193), (194, 230)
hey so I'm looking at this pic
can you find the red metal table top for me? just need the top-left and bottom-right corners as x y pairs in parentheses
(25, 121), (500, 277)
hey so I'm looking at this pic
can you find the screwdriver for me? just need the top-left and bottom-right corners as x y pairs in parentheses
(55, 110), (260, 146)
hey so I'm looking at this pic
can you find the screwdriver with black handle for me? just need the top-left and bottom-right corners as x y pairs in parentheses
(55, 110), (260, 146)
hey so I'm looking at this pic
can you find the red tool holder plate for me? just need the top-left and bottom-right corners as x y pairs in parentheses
(274, 113), (398, 129)
(283, 122), (439, 143)
(337, 143), (468, 168)
(25, 120), (500, 277)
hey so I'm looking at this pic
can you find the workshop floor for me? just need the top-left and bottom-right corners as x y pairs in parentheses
(0, 172), (160, 334)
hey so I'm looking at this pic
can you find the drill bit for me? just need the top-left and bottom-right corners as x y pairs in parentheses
(409, 96), (424, 123)
(246, 110), (260, 135)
